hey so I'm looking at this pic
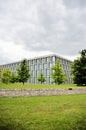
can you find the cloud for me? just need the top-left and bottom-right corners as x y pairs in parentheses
(0, 0), (86, 64)
(64, 0), (86, 8)
(0, 39), (53, 64)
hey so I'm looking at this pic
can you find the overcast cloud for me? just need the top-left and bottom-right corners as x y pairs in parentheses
(0, 0), (86, 64)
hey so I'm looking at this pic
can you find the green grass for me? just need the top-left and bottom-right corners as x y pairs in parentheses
(0, 83), (85, 89)
(0, 95), (86, 130)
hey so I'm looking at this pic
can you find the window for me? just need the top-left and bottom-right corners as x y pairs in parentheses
(34, 78), (37, 83)
(39, 64), (42, 70)
(50, 69), (53, 75)
(37, 70), (40, 76)
(46, 77), (50, 84)
(42, 58), (45, 63)
(43, 69), (47, 76)
(50, 77), (52, 84)
(44, 64), (47, 68)
(33, 60), (35, 64)
(37, 64), (39, 70)
(33, 70), (35, 77)
(37, 59), (40, 64)
(50, 63), (53, 68)
(39, 58), (42, 63)
(31, 70), (33, 76)
(35, 70), (37, 77)
(29, 60), (31, 65)
(30, 66), (33, 70)
(47, 69), (50, 76)
(34, 65), (37, 70)
(30, 78), (33, 83)
(47, 63), (50, 68)
(47, 57), (49, 62)
(28, 61), (29, 65)
(52, 56), (55, 62)
(31, 60), (34, 64)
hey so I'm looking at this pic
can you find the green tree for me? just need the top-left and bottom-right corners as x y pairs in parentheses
(17, 59), (30, 85)
(51, 61), (66, 85)
(72, 49), (86, 86)
(10, 72), (19, 83)
(0, 68), (2, 78)
(37, 72), (46, 84)
(2, 68), (12, 84)
(0, 68), (2, 82)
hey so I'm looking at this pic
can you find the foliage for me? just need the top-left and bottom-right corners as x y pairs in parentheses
(0, 68), (2, 79)
(37, 72), (46, 84)
(72, 49), (86, 86)
(1, 68), (12, 84)
(51, 61), (66, 84)
(17, 59), (30, 85)
(10, 72), (19, 83)
(0, 95), (86, 130)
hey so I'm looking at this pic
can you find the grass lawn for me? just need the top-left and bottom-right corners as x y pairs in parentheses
(0, 83), (85, 89)
(0, 94), (86, 130)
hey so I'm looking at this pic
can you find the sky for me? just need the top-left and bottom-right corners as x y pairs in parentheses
(0, 0), (86, 64)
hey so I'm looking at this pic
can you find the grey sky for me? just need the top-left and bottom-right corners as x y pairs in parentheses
(0, 0), (86, 64)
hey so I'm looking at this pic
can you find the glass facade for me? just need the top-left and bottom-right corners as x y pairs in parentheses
(0, 54), (73, 84)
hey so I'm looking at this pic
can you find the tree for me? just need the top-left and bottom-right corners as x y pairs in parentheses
(2, 68), (12, 84)
(37, 72), (46, 84)
(51, 61), (66, 85)
(17, 59), (30, 85)
(72, 49), (86, 86)
(10, 72), (19, 83)
(0, 68), (2, 82)
(0, 68), (2, 79)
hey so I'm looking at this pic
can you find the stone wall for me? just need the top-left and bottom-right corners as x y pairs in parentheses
(0, 88), (86, 97)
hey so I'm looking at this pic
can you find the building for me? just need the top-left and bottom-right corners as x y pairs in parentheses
(0, 54), (73, 84)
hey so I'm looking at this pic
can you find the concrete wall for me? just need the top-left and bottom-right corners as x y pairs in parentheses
(0, 88), (86, 97)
